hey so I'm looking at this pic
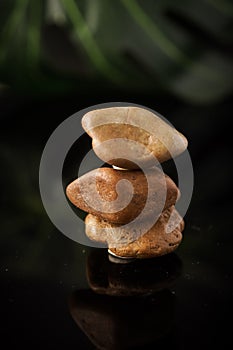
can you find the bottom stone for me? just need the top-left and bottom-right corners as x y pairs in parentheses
(85, 206), (184, 259)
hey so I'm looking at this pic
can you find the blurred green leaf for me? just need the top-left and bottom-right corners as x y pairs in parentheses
(0, 0), (232, 103)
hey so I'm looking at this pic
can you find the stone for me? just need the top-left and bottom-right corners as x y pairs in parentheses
(85, 206), (184, 258)
(66, 167), (179, 224)
(82, 106), (188, 169)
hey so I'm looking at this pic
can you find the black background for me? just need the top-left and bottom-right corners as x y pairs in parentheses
(1, 1), (233, 349)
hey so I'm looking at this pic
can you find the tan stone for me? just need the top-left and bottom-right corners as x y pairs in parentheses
(82, 106), (188, 169)
(85, 206), (184, 258)
(66, 167), (179, 224)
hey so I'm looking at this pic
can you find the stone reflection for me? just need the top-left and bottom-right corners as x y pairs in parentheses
(69, 250), (182, 349)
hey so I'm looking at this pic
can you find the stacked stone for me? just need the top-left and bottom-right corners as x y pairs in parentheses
(66, 106), (188, 259)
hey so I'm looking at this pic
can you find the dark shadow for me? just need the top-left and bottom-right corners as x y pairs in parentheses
(68, 249), (183, 349)
(87, 249), (183, 296)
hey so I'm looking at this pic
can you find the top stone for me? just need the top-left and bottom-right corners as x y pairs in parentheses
(82, 106), (188, 169)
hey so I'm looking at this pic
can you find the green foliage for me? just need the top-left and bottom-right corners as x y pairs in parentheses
(0, 0), (232, 103)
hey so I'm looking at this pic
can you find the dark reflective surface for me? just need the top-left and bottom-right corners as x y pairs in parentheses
(1, 93), (233, 349)
(69, 250), (182, 349)
(86, 250), (182, 296)
(69, 289), (175, 350)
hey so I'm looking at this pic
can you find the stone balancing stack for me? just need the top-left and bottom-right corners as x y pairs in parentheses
(66, 106), (188, 259)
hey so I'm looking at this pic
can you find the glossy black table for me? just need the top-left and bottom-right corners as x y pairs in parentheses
(1, 93), (232, 349)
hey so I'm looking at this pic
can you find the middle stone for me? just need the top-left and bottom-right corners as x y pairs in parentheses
(66, 167), (179, 224)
